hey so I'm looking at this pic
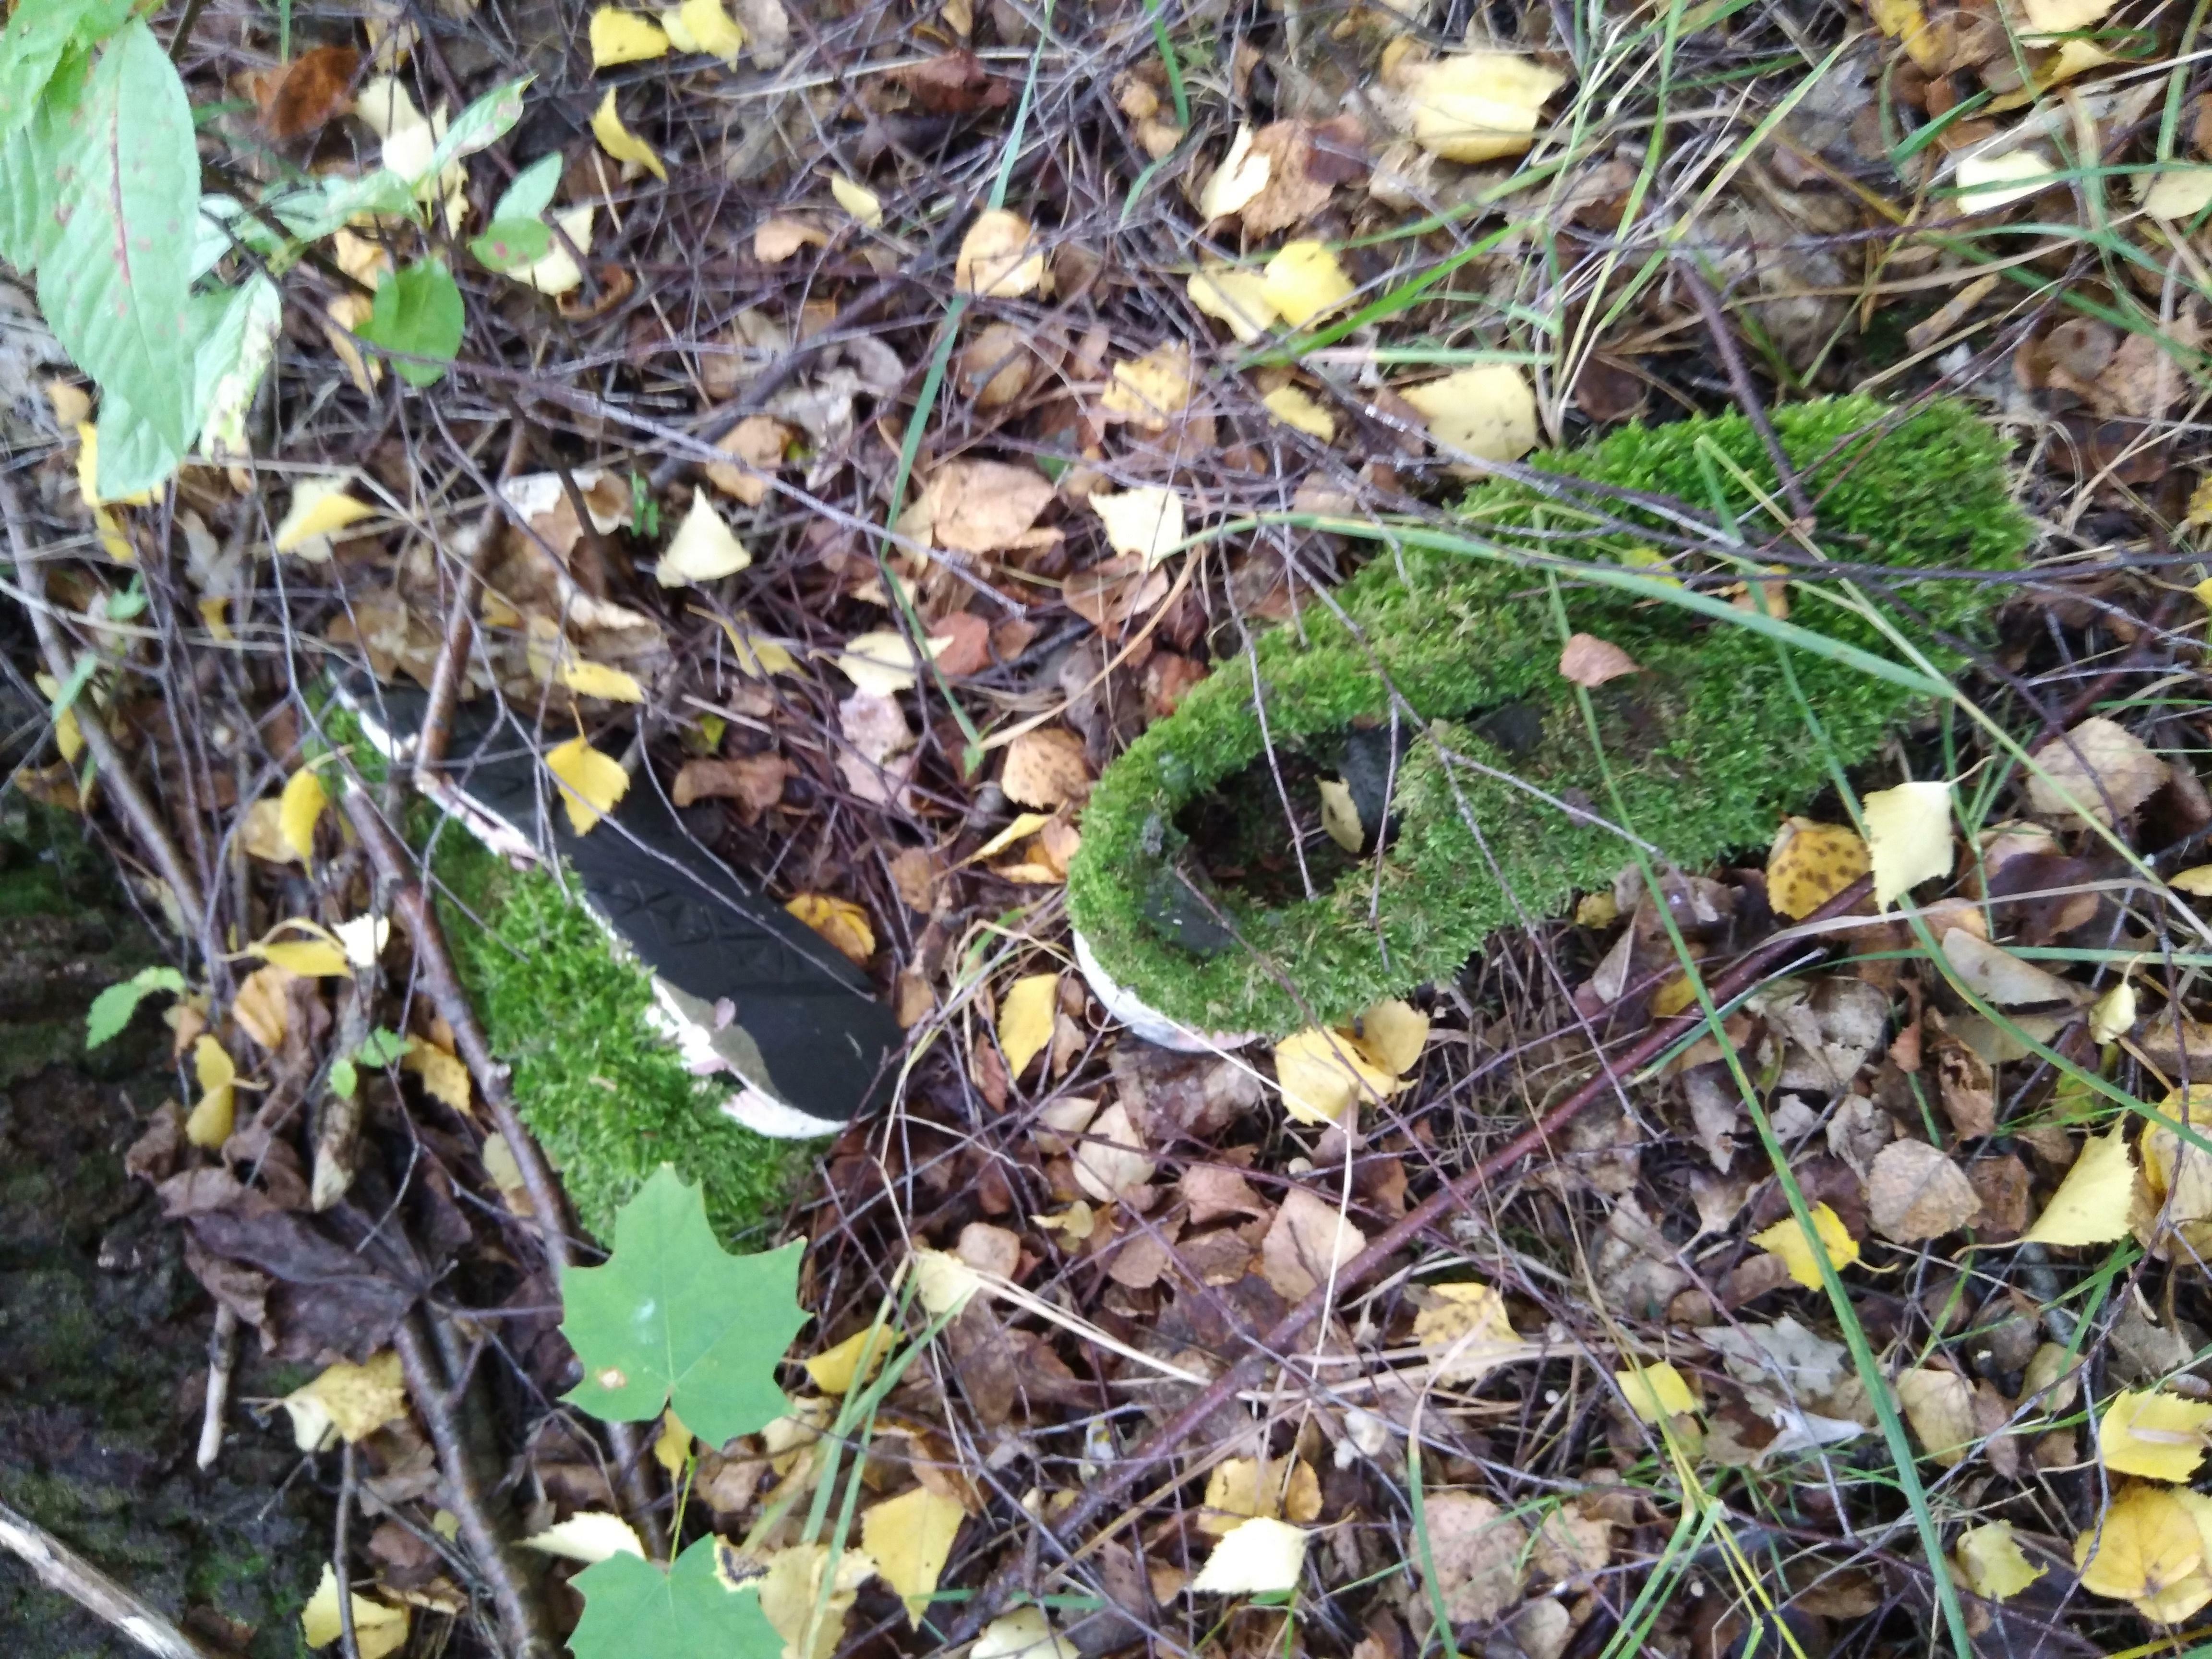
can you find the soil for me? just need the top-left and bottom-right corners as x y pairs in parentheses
(0, 815), (323, 1659)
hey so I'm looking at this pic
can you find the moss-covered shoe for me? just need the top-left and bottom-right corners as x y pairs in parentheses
(1067, 396), (2032, 1040)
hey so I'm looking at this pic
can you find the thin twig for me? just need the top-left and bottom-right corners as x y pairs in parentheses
(194, 1305), (239, 1472)
(334, 1441), (362, 1659)
(0, 1499), (211, 1659)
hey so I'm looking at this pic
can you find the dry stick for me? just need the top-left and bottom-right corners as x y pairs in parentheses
(335, 1441), (362, 1659)
(416, 421), (531, 775)
(943, 873), (1878, 1644)
(393, 1315), (555, 1659)
(339, 793), (670, 1560)
(194, 1305), (239, 1472)
(0, 1499), (211, 1659)
(1, 477), (209, 937)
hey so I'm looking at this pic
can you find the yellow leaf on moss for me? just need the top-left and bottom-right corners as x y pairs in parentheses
(998, 972), (1060, 1079)
(1318, 778), (1362, 853)
(2022, 1120), (2136, 1246)
(862, 1485), (966, 1626)
(1863, 780), (1953, 909)
(2076, 1484), (2205, 1604)
(1749, 1202), (1860, 1289)
(1765, 817), (1871, 921)
(2101, 1389), (2212, 1482)
(787, 893), (874, 965)
(187, 1034), (237, 1149)
(1273, 1027), (1400, 1125)
(1615, 1361), (1699, 1423)
(1262, 240), (1353, 327)
(1956, 1521), (2045, 1601)
(1400, 365), (1538, 464)
(589, 7), (670, 67)
(1262, 385), (1336, 441)
(1358, 998), (1429, 1076)
(546, 735), (630, 834)
(805, 1327), (889, 1395)
(591, 90), (668, 181)
(279, 767), (326, 863)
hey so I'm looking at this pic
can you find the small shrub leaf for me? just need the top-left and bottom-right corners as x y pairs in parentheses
(569, 1537), (778, 1659)
(356, 259), (463, 388)
(85, 964), (185, 1048)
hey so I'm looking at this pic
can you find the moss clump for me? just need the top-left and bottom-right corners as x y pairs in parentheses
(1067, 396), (2032, 1036)
(432, 832), (810, 1244)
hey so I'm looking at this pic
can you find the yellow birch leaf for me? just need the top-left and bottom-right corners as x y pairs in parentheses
(1200, 1457), (1322, 1534)
(2022, 1120), (2136, 1246)
(997, 972), (1060, 1078)
(786, 893), (874, 965)
(1862, 780), (1953, 909)
(274, 477), (374, 557)
(676, 0), (745, 61)
(1749, 1202), (1860, 1288)
(285, 1351), (408, 1448)
(516, 205), (593, 296)
(559, 658), (647, 702)
(1867, 0), (1945, 70)
(1090, 486), (1184, 569)
(956, 210), (1045, 298)
(403, 1038), (472, 1115)
(1190, 1516), (1308, 1595)
(755, 1542), (873, 1659)
(1261, 240), (1353, 327)
(1188, 267), (1278, 343)
(34, 672), (84, 765)
(1896, 1366), (1978, 1466)
(74, 423), (157, 508)
(1765, 817), (1872, 921)
(2173, 865), (2212, 896)
(520, 1512), (647, 1563)
(657, 495), (753, 585)
(1273, 1028), (1400, 1125)
(2091, 981), (2137, 1045)
(652, 1409), (691, 1477)
(1317, 778), (1362, 852)
(302, 1563), (410, 1658)
(2101, 1389), (2212, 1481)
(279, 767), (327, 864)
(1262, 385), (1336, 441)
(232, 963), (290, 1051)
(1399, 365), (1539, 464)
(838, 630), (944, 697)
(967, 812), (1053, 865)
(713, 612), (798, 678)
(1358, 998), (1429, 1076)
(1399, 51), (1566, 162)
(589, 7), (670, 67)
(591, 90), (668, 181)
(259, 938), (353, 978)
(1198, 123), (1270, 220)
(546, 735), (630, 834)
(829, 173), (883, 227)
(805, 1328), (889, 1395)
(861, 1485), (966, 1626)
(1097, 343), (1192, 429)
(186, 1034), (236, 1149)
(2076, 1484), (2204, 1603)
(1615, 1361), (1699, 1423)
(1956, 1521), (2045, 1601)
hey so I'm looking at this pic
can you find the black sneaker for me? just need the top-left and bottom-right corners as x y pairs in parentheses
(338, 679), (901, 1138)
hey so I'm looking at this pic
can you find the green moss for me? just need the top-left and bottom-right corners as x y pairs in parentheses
(1067, 396), (2032, 1035)
(431, 833), (809, 1244)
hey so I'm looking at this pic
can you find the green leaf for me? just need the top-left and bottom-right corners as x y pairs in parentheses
(421, 74), (531, 181)
(329, 1058), (358, 1099)
(93, 387), (179, 499)
(491, 151), (562, 224)
(191, 273), (280, 463)
(469, 217), (550, 274)
(356, 258), (463, 388)
(0, 0), (126, 138)
(570, 1538), (778, 1659)
(355, 1027), (408, 1067)
(37, 21), (197, 450)
(86, 965), (185, 1048)
(559, 1165), (809, 1446)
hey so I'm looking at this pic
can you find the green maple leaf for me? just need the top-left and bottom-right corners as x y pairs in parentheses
(570, 1537), (779, 1659)
(559, 1165), (808, 1446)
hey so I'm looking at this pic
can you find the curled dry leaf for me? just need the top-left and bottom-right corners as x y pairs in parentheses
(1413, 1282), (1529, 1382)
(301, 1564), (409, 1659)
(2026, 716), (2170, 827)
(1557, 632), (1639, 688)
(1200, 1457), (1322, 1534)
(1866, 1138), (1983, 1242)
(755, 215), (829, 263)
(704, 414), (791, 505)
(521, 1512), (648, 1563)
(1400, 365), (1539, 464)
(828, 173), (883, 227)
(957, 209), (1046, 298)
(785, 894), (874, 966)
(958, 322), (1034, 408)
(281, 1350), (408, 1451)
(1939, 927), (2088, 1008)
(274, 478), (374, 558)
(664, 0), (746, 63)
(838, 629), (943, 697)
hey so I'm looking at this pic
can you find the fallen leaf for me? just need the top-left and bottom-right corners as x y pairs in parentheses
(591, 90), (667, 181)
(274, 478), (373, 558)
(785, 894), (874, 966)
(1188, 267), (1278, 343)
(1418, 1493), (1527, 1623)
(1616, 1361), (1699, 1423)
(1358, 998), (1429, 1075)
(920, 459), (1057, 555)
(589, 7), (671, 67)
(2139, 168), (2212, 221)
(670, 0), (745, 63)
(522, 1511), (647, 1563)
(2026, 717), (2170, 827)
(1866, 0), (1944, 68)
(334, 914), (387, 968)
(1940, 928), (2087, 1008)
(1867, 1138), (1983, 1242)
(1896, 1367), (1977, 1466)
(2075, 1484), (2204, 1604)
(260, 46), (361, 140)
(912, 1248), (983, 1315)
(804, 1328), (888, 1395)
(862, 1485), (965, 1625)
(560, 659), (646, 702)
(1557, 633), (1639, 688)
(546, 736), (629, 834)
(1863, 780), (1954, 908)
(1765, 817), (1871, 921)
(1749, 1202), (1860, 1289)
(1201, 1458), (1322, 1534)
(1413, 1282), (1527, 1382)
(301, 1563), (410, 1658)
(957, 209), (1045, 298)
(2092, 981), (2137, 1044)
(974, 1607), (1077, 1659)
(1957, 1520), (2046, 1601)
(232, 963), (290, 1051)
(957, 323), (1034, 408)
(2022, 1120), (2137, 1246)
(280, 767), (327, 863)
(1318, 778), (1362, 852)
(1273, 1027), (1400, 1125)
(1001, 727), (1091, 809)
(837, 630), (939, 697)
(282, 1350), (408, 1451)
(1401, 365), (1539, 464)
(1398, 51), (1567, 162)
(755, 215), (828, 263)
(656, 496), (752, 585)
(998, 973), (1060, 1078)
(1090, 486), (1185, 568)
(1071, 1102), (1154, 1202)
(1099, 343), (1193, 429)
(2101, 1389), (2212, 1481)
(186, 1034), (237, 1149)
(1259, 1187), (1365, 1300)
(1199, 124), (1271, 221)
(1261, 240), (1353, 327)
(2022, 0), (2118, 32)
(829, 173), (883, 227)
(403, 1037), (471, 1115)
(755, 1542), (874, 1659)
(1957, 149), (2058, 213)
(704, 414), (792, 504)
(1261, 385), (1336, 441)
(1189, 1516), (1308, 1595)
(517, 205), (594, 297)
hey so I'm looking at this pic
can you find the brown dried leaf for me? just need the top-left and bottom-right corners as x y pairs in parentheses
(1001, 727), (1091, 809)
(1418, 1493), (1528, 1623)
(672, 754), (790, 824)
(918, 460), (1058, 555)
(1933, 1035), (1996, 1138)
(1258, 1187), (1365, 1300)
(703, 415), (793, 506)
(1557, 632), (1641, 688)
(1867, 1138), (1983, 1242)
(2026, 717), (2170, 827)
(260, 46), (361, 140)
